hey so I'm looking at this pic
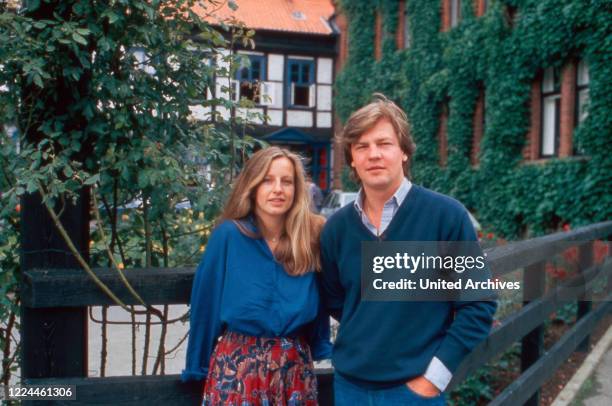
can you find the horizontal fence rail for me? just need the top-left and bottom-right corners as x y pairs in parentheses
(26, 371), (335, 406)
(487, 221), (612, 277)
(21, 221), (612, 405)
(490, 295), (611, 406)
(449, 257), (612, 387)
(25, 371), (335, 406)
(21, 267), (195, 308)
(23, 221), (612, 308)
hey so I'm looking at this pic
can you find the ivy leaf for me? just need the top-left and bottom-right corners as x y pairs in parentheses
(105, 11), (120, 24)
(84, 174), (100, 186)
(26, 0), (41, 12)
(72, 32), (88, 46)
(32, 74), (44, 88)
(26, 180), (38, 194)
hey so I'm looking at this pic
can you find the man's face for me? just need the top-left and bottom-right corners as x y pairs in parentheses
(350, 118), (407, 193)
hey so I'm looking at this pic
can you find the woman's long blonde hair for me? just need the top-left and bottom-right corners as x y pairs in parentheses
(220, 147), (323, 275)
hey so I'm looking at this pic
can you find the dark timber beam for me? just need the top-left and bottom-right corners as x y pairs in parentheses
(20, 0), (93, 390)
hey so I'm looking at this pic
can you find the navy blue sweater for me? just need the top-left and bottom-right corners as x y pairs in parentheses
(319, 185), (497, 387)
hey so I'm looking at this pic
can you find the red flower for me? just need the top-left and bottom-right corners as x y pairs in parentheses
(593, 240), (609, 265)
(477, 231), (483, 239)
(487, 232), (494, 240)
(556, 267), (567, 279)
(562, 247), (578, 263)
(562, 223), (571, 232)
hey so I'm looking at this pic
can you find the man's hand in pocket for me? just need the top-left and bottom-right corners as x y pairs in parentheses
(406, 376), (440, 398)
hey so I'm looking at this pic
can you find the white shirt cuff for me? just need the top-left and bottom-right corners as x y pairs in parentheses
(423, 356), (453, 392)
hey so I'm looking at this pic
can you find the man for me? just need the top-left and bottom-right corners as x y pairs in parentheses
(319, 95), (497, 405)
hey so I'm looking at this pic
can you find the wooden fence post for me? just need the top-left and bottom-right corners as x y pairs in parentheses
(521, 261), (546, 406)
(577, 241), (594, 352)
(20, 0), (92, 391)
(20, 191), (90, 381)
(607, 237), (612, 306)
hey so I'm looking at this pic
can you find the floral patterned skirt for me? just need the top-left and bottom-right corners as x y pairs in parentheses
(202, 331), (318, 406)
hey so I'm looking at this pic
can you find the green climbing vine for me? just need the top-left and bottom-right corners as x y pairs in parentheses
(335, 0), (611, 239)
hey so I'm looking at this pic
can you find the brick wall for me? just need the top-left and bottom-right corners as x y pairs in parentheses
(332, 121), (345, 189)
(475, 0), (487, 17)
(335, 2), (584, 174)
(335, 12), (349, 71)
(374, 12), (382, 61)
(559, 61), (577, 158)
(396, 1), (406, 49)
(524, 79), (542, 160)
(333, 8), (348, 189)
(440, 0), (451, 32)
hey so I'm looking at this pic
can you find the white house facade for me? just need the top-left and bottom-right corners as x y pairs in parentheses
(193, 0), (338, 191)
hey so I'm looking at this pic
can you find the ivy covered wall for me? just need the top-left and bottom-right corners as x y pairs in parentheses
(334, 0), (611, 238)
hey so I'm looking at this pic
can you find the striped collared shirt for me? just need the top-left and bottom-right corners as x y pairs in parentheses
(353, 177), (412, 236)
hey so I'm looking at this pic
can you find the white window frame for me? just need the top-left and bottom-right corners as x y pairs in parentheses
(540, 67), (561, 157)
(450, 0), (461, 28)
(576, 60), (590, 124)
(404, 7), (412, 48)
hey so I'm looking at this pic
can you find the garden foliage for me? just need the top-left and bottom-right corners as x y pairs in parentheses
(0, 0), (261, 380)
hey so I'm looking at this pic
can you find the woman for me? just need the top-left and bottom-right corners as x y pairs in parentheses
(182, 147), (331, 405)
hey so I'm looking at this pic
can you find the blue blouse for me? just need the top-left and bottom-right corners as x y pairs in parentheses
(182, 219), (332, 382)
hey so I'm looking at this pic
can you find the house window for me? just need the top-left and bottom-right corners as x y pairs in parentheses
(404, 8), (412, 48)
(287, 59), (315, 108)
(235, 54), (266, 103)
(451, 0), (461, 27)
(505, 5), (519, 27)
(541, 67), (561, 157)
(576, 60), (589, 124)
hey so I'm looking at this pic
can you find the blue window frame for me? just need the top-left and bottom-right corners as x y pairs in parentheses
(287, 59), (315, 108)
(235, 54), (266, 103)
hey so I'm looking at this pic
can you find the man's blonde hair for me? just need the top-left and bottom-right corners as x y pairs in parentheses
(339, 93), (416, 179)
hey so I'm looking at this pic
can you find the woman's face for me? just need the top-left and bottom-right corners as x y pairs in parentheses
(254, 157), (296, 222)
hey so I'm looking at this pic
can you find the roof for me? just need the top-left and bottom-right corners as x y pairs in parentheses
(193, 0), (336, 35)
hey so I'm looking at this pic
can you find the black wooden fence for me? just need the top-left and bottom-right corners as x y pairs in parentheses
(21, 221), (612, 405)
